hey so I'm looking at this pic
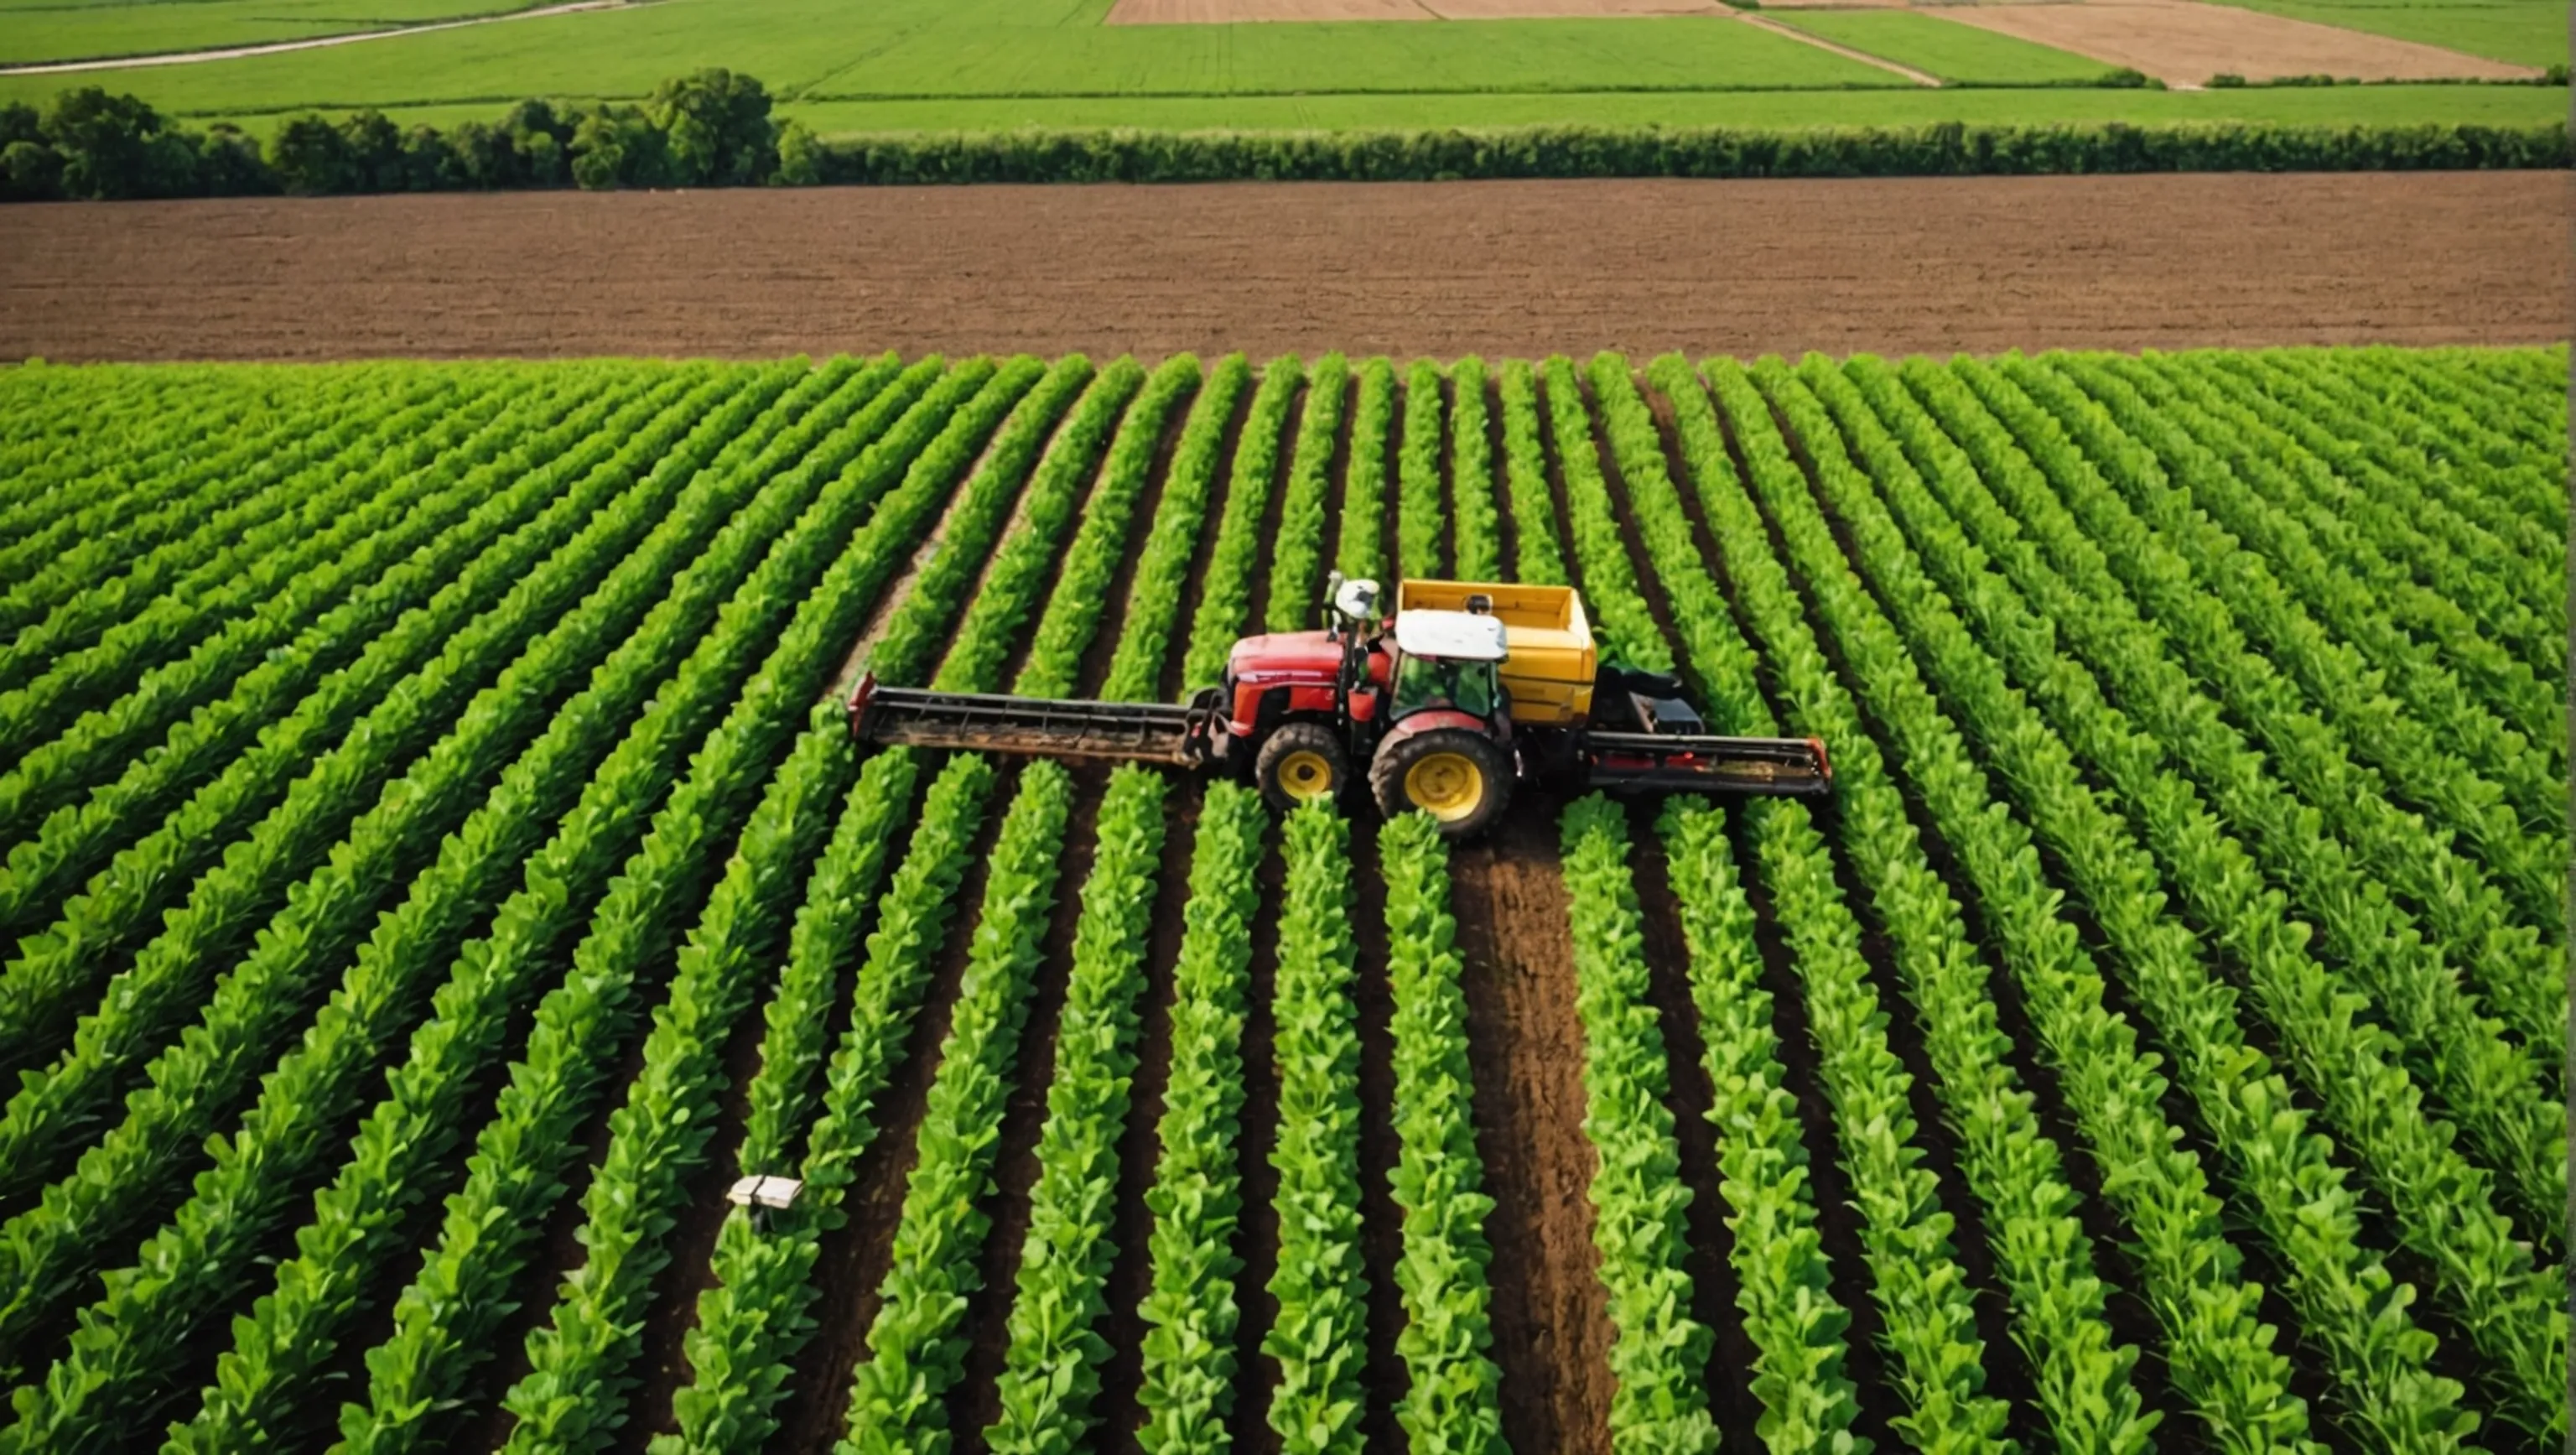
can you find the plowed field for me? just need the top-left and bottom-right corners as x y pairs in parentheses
(0, 171), (2562, 364)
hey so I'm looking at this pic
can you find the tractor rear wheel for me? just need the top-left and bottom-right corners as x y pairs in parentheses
(1371, 729), (1511, 837)
(1256, 722), (1350, 813)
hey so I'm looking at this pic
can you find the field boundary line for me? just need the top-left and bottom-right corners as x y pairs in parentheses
(0, 0), (631, 78)
(1734, 12), (1943, 85)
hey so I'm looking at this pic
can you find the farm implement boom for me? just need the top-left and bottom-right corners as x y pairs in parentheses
(849, 576), (1830, 834)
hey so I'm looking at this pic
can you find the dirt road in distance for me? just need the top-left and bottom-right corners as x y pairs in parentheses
(0, 170), (2560, 363)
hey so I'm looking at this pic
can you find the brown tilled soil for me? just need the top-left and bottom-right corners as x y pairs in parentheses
(1448, 801), (1618, 1455)
(1, 172), (2559, 366)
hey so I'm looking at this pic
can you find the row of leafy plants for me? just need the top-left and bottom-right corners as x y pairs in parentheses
(0, 358), (895, 1444)
(1182, 357), (1302, 690)
(1261, 802), (1372, 1455)
(1854, 357), (2564, 1238)
(1589, 355), (2011, 1449)
(1398, 361), (1448, 582)
(1628, 353), (2140, 1452)
(0, 375), (507, 761)
(1790, 356), (2558, 1442)
(0, 370), (689, 973)
(315, 360), (1021, 1449)
(1445, 359), (1502, 583)
(1919, 360), (2565, 1085)
(1375, 812), (1504, 1452)
(0, 365), (785, 1090)
(495, 359), (1086, 1450)
(1336, 359), (1397, 585)
(1264, 354), (1352, 635)
(834, 348), (1255, 1450)
(113, 356), (940, 1449)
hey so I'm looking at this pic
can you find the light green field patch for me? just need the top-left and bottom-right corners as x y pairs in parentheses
(0, 0), (564, 67)
(2202, 0), (2566, 68)
(1765, 9), (2125, 84)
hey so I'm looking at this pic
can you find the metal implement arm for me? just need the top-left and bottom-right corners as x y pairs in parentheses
(1581, 731), (1833, 798)
(848, 673), (1218, 767)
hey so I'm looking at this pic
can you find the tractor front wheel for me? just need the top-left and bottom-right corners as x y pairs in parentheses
(1256, 721), (1350, 813)
(1371, 729), (1511, 837)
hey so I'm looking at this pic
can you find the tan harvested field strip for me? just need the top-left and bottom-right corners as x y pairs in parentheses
(0, 171), (2561, 363)
(1932, 0), (2542, 83)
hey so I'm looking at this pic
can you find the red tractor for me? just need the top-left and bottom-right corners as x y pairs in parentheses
(849, 575), (1829, 836)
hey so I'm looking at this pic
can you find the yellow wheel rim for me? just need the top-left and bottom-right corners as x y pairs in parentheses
(1278, 749), (1337, 802)
(1404, 751), (1484, 823)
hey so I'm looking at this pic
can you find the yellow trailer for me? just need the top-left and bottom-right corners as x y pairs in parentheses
(1392, 579), (1597, 727)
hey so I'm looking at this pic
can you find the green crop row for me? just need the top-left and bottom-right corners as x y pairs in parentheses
(2180, 360), (2562, 761)
(1182, 356), (1302, 693)
(868, 358), (1111, 690)
(325, 359), (1018, 1451)
(832, 761), (1077, 1455)
(1751, 359), (2528, 1447)
(933, 357), (1163, 695)
(1265, 352), (1350, 634)
(657, 751), (990, 1455)
(2223, 354), (2559, 677)
(1374, 812), (1504, 1455)
(0, 377), (493, 730)
(498, 358), (1065, 1452)
(1633, 354), (2123, 1451)
(3, 356), (918, 1448)
(0, 363), (813, 1224)
(0, 372), (644, 880)
(1556, 796), (1716, 1455)
(0, 368), (754, 1057)
(2054, 355), (2563, 842)
(1333, 359), (1395, 585)
(1992, 360), (2562, 932)
(1494, 361), (1566, 588)
(1012, 356), (1201, 699)
(0, 370), (440, 658)
(1132, 782), (1268, 1452)
(0, 366), (792, 1084)
(1540, 358), (1664, 672)
(983, 766), (1171, 1454)
(1102, 353), (1251, 704)
(1902, 360), (2566, 1105)
(2350, 356), (2565, 558)
(2137, 356), (2561, 767)
(1398, 360), (1447, 583)
(1827, 361), (2566, 1440)
(1654, 802), (1864, 1453)
(1446, 359), (1501, 584)
(0, 381), (517, 775)
(1262, 800), (1371, 1455)
(0, 374), (311, 610)
(0, 365), (774, 1447)
(1597, 356), (2008, 1452)
(1829, 357), (2566, 1235)
(1710, 361), (2322, 1448)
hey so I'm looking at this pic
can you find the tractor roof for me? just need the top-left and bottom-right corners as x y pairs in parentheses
(1393, 609), (1508, 662)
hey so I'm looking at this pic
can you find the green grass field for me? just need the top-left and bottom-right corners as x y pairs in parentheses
(2206, 0), (2567, 67)
(0, 0), (554, 69)
(0, 0), (2559, 134)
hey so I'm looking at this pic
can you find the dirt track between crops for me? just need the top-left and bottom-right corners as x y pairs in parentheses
(0, 170), (2562, 363)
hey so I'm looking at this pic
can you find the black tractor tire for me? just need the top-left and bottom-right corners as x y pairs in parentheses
(1255, 721), (1351, 813)
(1370, 729), (1512, 838)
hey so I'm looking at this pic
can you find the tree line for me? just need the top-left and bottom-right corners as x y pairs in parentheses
(1, 65), (2564, 201)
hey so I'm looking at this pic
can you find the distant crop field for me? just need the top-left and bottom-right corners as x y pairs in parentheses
(0, 0), (2556, 133)
(0, 343), (2562, 1452)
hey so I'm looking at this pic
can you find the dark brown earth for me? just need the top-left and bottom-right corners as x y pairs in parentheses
(0, 172), (2561, 365)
